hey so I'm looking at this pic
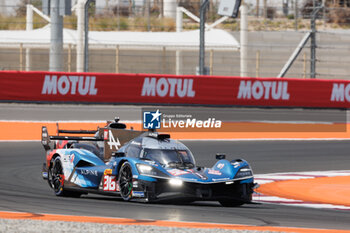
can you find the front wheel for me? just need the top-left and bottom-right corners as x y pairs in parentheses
(48, 156), (81, 197)
(118, 162), (133, 201)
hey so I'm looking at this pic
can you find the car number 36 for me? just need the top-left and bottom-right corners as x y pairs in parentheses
(103, 175), (117, 191)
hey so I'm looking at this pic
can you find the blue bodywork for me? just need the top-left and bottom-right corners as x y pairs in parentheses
(44, 131), (255, 204)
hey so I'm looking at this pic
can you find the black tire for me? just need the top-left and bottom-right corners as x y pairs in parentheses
(118, 162), (133, 201)
(219, 200), (245, 207)
(48, 156), (81, 197)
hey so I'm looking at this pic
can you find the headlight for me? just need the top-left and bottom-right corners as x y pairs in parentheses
(136, 164), (154, 175)
(235, 167), (253, 178)
(136, 163), (169, 177)
(169, 179), (183, 186)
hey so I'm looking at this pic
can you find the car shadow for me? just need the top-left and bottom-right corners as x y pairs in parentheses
(81, 194), (264, 209)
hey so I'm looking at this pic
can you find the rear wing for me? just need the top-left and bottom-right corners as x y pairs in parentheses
(41, 118), (144, 161)
(57, 129), (98, 134)
(41, 123), (103, 151)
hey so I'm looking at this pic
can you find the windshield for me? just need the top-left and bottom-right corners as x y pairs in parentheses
(142, 148), (195, 169)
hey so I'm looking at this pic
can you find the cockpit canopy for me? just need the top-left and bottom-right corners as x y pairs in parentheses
(142, 148), (195, 169)
(118, 134), (196, 169)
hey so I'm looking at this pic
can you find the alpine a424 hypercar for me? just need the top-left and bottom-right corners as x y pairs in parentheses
(41, 119), (258, 206)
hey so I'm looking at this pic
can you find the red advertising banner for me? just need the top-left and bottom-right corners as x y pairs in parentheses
(0, 70), (350, 108)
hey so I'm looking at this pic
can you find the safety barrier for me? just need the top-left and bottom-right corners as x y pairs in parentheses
(0, 71), (350, 108)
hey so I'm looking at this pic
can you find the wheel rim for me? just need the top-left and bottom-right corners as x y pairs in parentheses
(51, 158), (64, 193)
(119, 164), (133, 199)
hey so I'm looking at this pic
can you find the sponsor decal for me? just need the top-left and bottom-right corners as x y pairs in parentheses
(231, 162), (240, 168)
(168, 169), (189, 176)
(217, 163), (225, 169)
(104, 169), (113, 175)
(148, 132), (158, 137)
(41, 75), (98, 96)
(132, 191), (145, 197)
(141, 77), (195, 98)
(130, 141), (141, 146)
(212, 178), (230, 181)
(183, 178), (197, 182)
(107, 130), (120, 150)
(103, 175), (116, 191)
(103, 129), (108, 140)
(80, 169), (98, 176)
(237, 80), (290, 100)
(194, 172), (208, 180)
(207, 169), (222, 175)
(143, 109), (162, 129)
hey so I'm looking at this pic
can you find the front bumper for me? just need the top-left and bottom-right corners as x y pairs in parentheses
(133, 178), (255, 202)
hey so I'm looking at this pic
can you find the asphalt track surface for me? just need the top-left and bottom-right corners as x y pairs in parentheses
(1, 141), (350, 230)
(1, 104), (350, 230)
(0, 103), (347, 123)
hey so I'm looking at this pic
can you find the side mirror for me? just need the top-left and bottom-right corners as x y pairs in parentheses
(216, 153), (226, 160)
(112, 152), (125, 158)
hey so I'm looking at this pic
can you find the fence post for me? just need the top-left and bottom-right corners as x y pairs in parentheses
(294, 0), (298, 31)
(240, 4), (248, 77)
(199, 0), (210, 75)
(49, 0), (64, 71)
(19, 43), (23, 71)
(162, 46), (166, 74)
(77, 0), (85, 72)
(68, 44), (72, 72)
(115, 45), (120, 73)
(256, 50), (260, 77)
(303, 52), (307, 78)
(26, 4), (33, 71)
(176, 50), (182, 75)
(176, 7), (183, 32)
(310, 13), (316, 78)
(209, 49), (213, 75)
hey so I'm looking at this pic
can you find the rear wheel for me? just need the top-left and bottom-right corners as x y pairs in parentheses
(118, 162), (133, 201)
(48, 156), (81, 197)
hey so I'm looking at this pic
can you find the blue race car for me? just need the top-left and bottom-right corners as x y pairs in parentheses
(42, 119), (257, 207)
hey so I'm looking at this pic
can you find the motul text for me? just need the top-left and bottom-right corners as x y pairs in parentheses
(141, 77), (195, 98)
(330, 83), (350, 102)
(41, 75), (98, 95)
(237, 80), (290, 100)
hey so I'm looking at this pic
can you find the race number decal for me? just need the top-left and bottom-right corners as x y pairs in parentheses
(103, 175), (116, 191)
(107, 130), (121, 150)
